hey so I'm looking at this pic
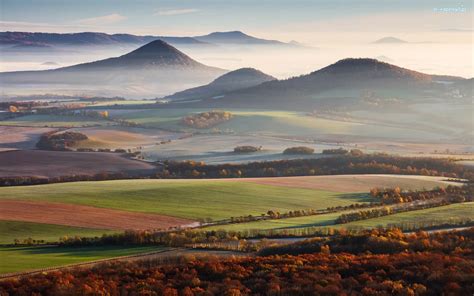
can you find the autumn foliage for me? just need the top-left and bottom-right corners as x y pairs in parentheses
(182, 110), (232, 129)
(2, 229), (473, 295)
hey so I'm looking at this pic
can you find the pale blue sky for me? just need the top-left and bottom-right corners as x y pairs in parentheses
(0, 0), (472, 42)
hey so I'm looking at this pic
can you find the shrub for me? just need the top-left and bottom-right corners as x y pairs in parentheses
(283, 146), (314, 155)
(234, 146), (262, 153)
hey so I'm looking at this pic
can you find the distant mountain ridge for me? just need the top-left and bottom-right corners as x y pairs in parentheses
(194, 31), (290, 46)
(165, 67), (276, 101)
(0, 31), (208, 47)
(0, 31), (300, 48)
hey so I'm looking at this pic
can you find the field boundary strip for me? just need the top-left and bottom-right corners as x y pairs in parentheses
(0, 248), (179, 280)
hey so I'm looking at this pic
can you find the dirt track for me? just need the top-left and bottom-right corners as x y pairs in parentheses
(0, 150), (155, 178)
(0, 200), (193, 230)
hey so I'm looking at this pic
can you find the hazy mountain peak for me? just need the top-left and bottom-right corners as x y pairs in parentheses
(373, 36), (408, 44)
(111, 39), (204, 68)
(206, 31), (249, 38)
(123, 39), (184, 58)
(194, 31), (286, 45)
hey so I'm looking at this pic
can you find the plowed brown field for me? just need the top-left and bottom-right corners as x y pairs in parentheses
(0, 200), (194, 230)
(0, 150), (155, 178)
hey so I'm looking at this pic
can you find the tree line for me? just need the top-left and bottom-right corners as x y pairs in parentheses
(1, 154), (472, 187)
(162, 154), (473, 180)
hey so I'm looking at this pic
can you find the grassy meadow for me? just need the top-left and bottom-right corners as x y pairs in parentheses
(0, 179), (368, 220)
(205, 202), (474, 232)
(112, 108), (444, 140)
(0, 245), (162, 274)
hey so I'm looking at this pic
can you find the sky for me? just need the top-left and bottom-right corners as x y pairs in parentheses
(0, 0), (472, 78)
(0, 0), (472, 43)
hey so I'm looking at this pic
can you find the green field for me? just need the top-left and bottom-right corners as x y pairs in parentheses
(0, 221), (116, 245)
(113, 108), (364, 136)
(113, 108), (442, 140)
(0, 180), (370, 220)
(0, 245), (162, 274)
(205, 202), (474, 232)
(0, 114), (112, 128)
(205, 212), (343, 231)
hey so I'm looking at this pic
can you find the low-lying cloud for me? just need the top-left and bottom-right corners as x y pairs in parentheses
(76, 13), (127, 26)
(154, 9), (200, 16)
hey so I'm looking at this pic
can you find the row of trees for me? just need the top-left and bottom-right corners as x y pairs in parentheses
(223, 203), (374, 225)
(162, 154), (474, 180)
(370, 184), (472, 204)
(0, 171), (146, 187)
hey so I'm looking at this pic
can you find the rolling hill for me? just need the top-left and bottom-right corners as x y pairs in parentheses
(178, 58), (466, 109)
(0, 40), (227, 97)
(165, 67), (276, 101)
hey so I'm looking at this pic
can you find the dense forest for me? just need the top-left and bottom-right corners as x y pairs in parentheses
(2, 229), (473, 295)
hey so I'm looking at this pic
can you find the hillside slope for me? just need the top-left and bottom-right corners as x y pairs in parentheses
(165, 67), (275, 101)
(188, 58), (465, 109)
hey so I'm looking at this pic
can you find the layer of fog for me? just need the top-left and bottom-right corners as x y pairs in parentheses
(1, 42), (472, 79)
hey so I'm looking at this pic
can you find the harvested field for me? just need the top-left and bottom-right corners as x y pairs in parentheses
(0, 200), (194, 230)
(0, 150), (155, 178)
(0, 126), (55, 152)
(67, 126), (183, 149)
(241, 174), (461, 193)
(0, 220), (116, 245)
